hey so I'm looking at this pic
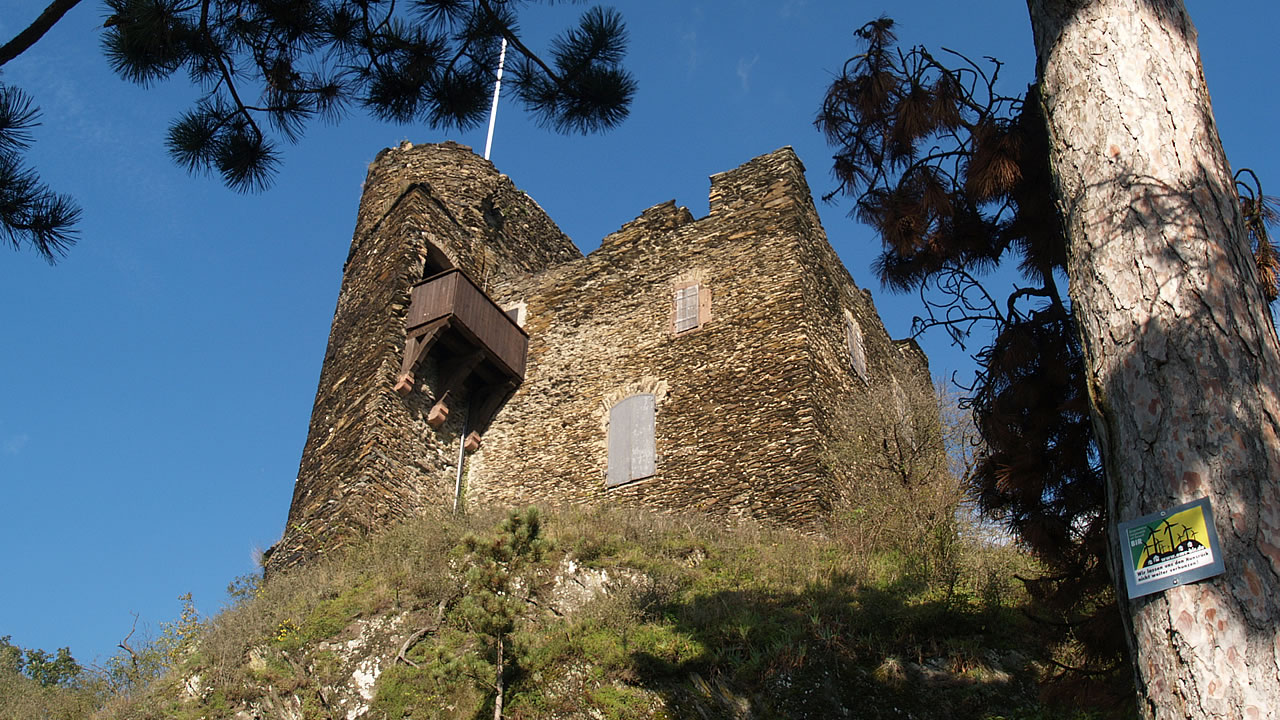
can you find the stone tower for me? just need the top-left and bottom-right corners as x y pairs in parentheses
(266, 141), (937, 571)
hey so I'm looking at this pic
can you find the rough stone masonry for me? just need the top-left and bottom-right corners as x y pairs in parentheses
(266, 141), (939, 572)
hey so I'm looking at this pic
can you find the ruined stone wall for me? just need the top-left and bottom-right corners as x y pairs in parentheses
(352, 141), (581, 287)
(794, 200), (939, 505)
(469, 149), (842, 525)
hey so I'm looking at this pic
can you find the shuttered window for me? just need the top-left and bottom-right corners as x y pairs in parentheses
(674, 285), (700, 333)
(607, 393), (656, 487)
(846, 315), (868, 381)
(672, 281), (711, 334)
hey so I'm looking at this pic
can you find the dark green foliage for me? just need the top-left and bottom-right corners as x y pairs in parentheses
(0, 634), (101, 720)
(0, 635), (83, 687)
(442, 508), (549, 714)
(457, 507), (546, 638)
(0, 81), (80, 261)
(816, 17), (1127, 698)
(366, 510), (555, 719)
(511, 6), (635, 133)
(0, 635), (19, 676)
(2, 0), (634, 258)
(21, 646), (82, 688)
(0, 640), (103, 720)
(100, 0), (633, 190)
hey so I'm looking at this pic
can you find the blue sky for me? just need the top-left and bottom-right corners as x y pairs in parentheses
(1, 1), (1276, 665)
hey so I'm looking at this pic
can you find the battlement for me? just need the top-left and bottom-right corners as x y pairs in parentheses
(599, 200), (695, 250)
(708, 146), (811, 215)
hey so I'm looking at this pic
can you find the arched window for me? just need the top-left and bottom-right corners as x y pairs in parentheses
(607, 394), (656, 487)
(421, 241), (455, 279)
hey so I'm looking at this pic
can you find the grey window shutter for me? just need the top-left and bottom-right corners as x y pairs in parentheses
(606, 400), (632, 487)
(607, 393), (656, 486)
(846, 316), (867, 381)
(674, 285), (700, 332)
(630, 394), (656, 479)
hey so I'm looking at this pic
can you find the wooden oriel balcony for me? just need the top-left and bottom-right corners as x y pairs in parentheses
(405, 269), (527, 379)
(395, 269), (528, 445)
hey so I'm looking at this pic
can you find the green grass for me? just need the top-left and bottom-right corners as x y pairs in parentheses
(11, 506), (1131, 720)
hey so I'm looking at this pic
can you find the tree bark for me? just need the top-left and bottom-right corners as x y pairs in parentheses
(493, 635), (504, 720)
(1026, 0), (1280, 717)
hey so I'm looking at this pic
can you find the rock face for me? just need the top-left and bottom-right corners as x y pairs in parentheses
(267, 141), (937, 572)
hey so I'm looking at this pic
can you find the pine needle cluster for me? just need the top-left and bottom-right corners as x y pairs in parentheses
(816, 16), (1121, 695)
(96, 0), (634, 194)
(0, 81), (80, 262)
(1236, 169), (1280, 303)
(2, 1), (633, 258)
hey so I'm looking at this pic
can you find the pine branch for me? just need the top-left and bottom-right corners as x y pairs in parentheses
(5, 0), (632, 256)
(0, 0), (83, 67)
(475, 0), (560, 84)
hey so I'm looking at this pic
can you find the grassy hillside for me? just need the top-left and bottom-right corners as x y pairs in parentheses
(3, 506), (1130, 720)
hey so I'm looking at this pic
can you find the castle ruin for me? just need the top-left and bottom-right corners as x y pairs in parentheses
(266, 141), (938, 571)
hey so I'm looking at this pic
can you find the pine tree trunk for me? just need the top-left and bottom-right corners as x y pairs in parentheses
(493, 635), (504, 720)
(1026, 0), (1280, 717)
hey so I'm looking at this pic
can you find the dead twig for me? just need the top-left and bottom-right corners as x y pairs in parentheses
(396, 627), (430, 668)
(524, 595), (563, 617)
(118, 613), (140, 674)
(397, 594), (458, 667)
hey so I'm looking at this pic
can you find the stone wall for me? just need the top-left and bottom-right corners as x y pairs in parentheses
(268, 142), (940, 571)
(470, 149), (826, 523)
(352, 141), (581, 286)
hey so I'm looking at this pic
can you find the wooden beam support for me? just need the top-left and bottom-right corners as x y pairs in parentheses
(426, 351), (484, 427)
(466, 379), (519, 442)
(395, 317), (450, 395)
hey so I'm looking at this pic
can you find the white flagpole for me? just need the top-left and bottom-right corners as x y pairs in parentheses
(483, 37), (508, 161)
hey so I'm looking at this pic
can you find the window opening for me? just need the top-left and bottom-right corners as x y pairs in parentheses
(422, 241), (455, 279)
(502, 301), (527, 328)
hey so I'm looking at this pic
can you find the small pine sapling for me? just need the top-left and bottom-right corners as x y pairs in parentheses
(446, 508), (547, 720)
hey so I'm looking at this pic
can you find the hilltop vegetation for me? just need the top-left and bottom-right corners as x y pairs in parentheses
(2, 504), (1128, 719)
